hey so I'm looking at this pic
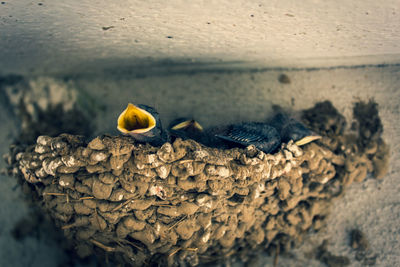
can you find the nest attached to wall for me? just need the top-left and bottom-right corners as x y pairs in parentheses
(6, 101), (389, 266)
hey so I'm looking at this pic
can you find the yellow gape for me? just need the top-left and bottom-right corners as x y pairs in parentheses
(117, 103), (156, 134)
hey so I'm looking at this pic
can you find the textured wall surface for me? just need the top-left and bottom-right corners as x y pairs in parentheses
(1, 0), (400, 75)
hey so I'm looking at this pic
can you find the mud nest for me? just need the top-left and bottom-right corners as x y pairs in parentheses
(5, 100), (389, 266)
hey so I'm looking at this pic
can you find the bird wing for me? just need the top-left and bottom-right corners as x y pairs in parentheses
(215, 126), (264, 146)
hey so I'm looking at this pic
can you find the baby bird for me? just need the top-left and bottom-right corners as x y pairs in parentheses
(168, 118), (204, 142)
(168, 118), (236, 149)
(117, 103), (167, 146)
(268, 112), (321, 146)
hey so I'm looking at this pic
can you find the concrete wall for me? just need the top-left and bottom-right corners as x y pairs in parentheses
(1, 0), (400, 75)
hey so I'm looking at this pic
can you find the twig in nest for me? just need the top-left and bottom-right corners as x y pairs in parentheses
(168, 215), (187, 230)
(61, 223), (76, 230)
(111, 195), (139, 212)
(90, 239), (116, 252)
(169, 247), (182, 257)
(93, 209), (103, 230)
(117, 239), (143, 251)
(79, 196), (94, 200)
(184, 248), (198, 252)
(111, 199), (133, 212)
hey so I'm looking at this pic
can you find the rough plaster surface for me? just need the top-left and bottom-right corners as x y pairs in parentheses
(1, 0), (400, 75)
(0, 65), (399, 266)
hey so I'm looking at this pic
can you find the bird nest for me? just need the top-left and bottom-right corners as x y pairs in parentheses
(6, 100), (389, 266)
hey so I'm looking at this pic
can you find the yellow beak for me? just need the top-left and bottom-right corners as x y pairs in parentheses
(295, 135), (322, 146)
(117, 103), (156, 134)
(171, 120), (204, 131)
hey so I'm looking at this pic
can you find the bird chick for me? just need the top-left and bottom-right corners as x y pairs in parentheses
(117, 103), (167, 146)
(169, 118), (204, 142)
(168, 118), (232, 149)
(269, 113), (321, 146)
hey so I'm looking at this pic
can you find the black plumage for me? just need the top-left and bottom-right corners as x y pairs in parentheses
(268, 113), (321, 146)
(215, 122), (281, 154)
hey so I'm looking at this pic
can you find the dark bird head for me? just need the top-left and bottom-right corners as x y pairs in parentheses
(168, 118), (204, 142)
(281, 120), (321, 146)
(269, 112), (321, 146)
(170, 118), (203, 133)
(117, 103), (167, 146)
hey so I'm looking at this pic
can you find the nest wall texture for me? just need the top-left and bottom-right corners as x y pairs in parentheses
(6, 101), (389, 266)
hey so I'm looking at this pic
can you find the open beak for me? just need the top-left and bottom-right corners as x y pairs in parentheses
(117, 103), (156, 134)
(171, 119), (203, 132)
